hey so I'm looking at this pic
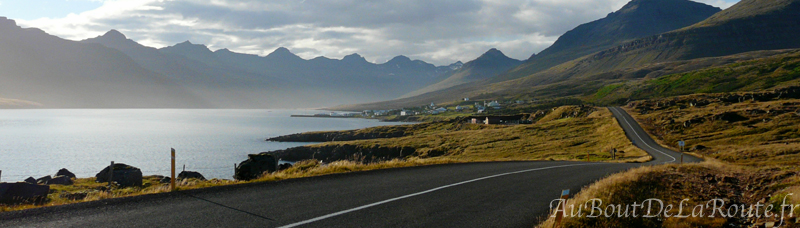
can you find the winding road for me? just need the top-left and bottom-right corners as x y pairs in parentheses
(0, 107), (700, 227)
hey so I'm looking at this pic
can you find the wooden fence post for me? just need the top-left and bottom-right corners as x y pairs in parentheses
(171, 148), (176, 191)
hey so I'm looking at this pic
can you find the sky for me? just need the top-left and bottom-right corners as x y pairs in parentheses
(1, 0), (739, 66)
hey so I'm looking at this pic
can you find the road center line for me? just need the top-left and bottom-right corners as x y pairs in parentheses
(610, 107), (677, 163)
(277, 163), (601, 228)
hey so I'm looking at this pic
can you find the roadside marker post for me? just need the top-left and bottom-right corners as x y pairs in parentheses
(0, 170), (3, 182)
(171, 148), (176, 191)
(678, 141), (686, 164)
(553, 189), (570, 228)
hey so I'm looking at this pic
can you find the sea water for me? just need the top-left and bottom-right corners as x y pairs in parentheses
(0, 109), (404, 182)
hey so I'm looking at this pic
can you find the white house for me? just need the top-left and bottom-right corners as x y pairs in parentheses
(435, 107), (447, 112)
(463, 98), (470, 101)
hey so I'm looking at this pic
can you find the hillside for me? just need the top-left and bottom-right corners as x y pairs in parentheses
(494, 0), (720, 82)
(400, 48), (521, 98)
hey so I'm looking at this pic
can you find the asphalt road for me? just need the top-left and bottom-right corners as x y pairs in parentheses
(0, 107), (700, 228)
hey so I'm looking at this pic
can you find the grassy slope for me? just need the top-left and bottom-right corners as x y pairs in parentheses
(592, 50), (800, 104)
(285, 107), (648, 162)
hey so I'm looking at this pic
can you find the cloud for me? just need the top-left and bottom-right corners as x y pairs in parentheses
(16, 0), (736, 65)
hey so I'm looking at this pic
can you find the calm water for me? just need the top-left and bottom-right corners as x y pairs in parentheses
(0, 109), (404, 182)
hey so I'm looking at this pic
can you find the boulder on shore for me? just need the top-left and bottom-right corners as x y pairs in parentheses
(47, 175), (74, 185)
(234, 153), (278, 181)
(95, 163), (143, 187)
(24, 177), (37, 185)
(178, 171), (206, 180)
(55, 168), (76, 179)
(36, 176), (52, 185)
(0, 182), (50, 204)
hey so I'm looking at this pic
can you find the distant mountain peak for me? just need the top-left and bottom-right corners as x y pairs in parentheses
(342, 53), (367, 63)
(265, 47), (302, 61)
(101, 29), (127, 40)
(476, 48), (512, 61)
(387, 55), (412, 63)
(0, 17), (18, 28)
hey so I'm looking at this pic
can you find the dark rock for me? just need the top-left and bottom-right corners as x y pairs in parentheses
(46, 175), (74, 185)
(95, 163), (143, 187)
(55, 168), (76, 179)
(713, 112), (748, 123)
(178, 171), (206, 180)
(24, 177), (37, 185)
(235, 153), (279, 181)
(0, 182), (50, 204)
(691, 145), (707, 151)
(278, 163), (293, 171)
(36, 175), (52, 185)
(160, 177), (171, 184)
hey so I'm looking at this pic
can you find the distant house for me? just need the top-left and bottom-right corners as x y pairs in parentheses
(455, 106), (464, 111)
(463, 98), (470, 101)
(488, 101), (501, 109)
(477, 109), (485, 114)
(515, 100), (525, 104)
(435, 107), (447, 112)
(400, 110), (412, 116)
(430, 102), (436, 107)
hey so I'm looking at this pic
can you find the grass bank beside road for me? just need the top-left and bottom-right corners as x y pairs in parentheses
(538, 93), (800, 227)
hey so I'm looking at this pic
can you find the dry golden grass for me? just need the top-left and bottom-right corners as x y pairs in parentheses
(625, 98), (800, 168)
(304, 107), (649, 163)
(537, 160), (800, 228)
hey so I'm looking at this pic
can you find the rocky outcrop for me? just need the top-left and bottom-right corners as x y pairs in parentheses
(267, 130), (407, 142)
(55, 168), (76, 179)
(0, 183), (50, 204)
(95, 163), (143, 187)
(24, 177), (37, 185)
(178, 171), (206, 180)
(266, 145), (421, 164)
(234, 153), (279, 181)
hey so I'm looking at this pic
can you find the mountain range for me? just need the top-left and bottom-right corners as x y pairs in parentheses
(3, 0), (800, 109)
(0, 19), (477, 108)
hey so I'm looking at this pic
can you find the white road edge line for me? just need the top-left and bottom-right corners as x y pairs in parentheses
(609, 107), (677, 163)
(277, 163), (600, 228)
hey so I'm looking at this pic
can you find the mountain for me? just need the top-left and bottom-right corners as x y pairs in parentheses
(506, 0), (800, 88)
(0, 17), (205, 108)
(400, 48), (521, 98)
(337, 0), (800, 110)
(495, 0), (721, 82)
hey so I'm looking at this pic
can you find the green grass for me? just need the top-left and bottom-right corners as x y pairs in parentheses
(591, 50), (800, 105)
